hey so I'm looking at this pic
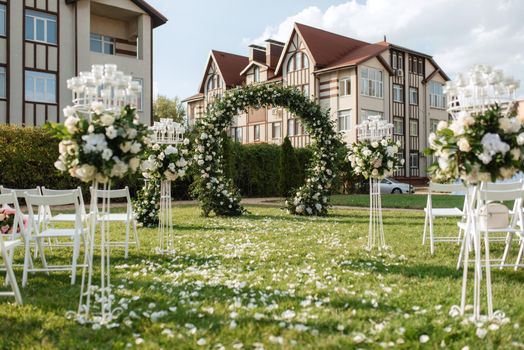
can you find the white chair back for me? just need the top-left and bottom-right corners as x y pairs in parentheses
(429, 182), (466, 194)
(0, 186), (41, 198)
(25, 193), (82, 237)
(41, 187), (87, 217)
(481, 180), (523, 191)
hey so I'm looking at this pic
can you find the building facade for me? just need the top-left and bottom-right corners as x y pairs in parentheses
(184, 23), (450, 181)
(0, 0), (166, 126)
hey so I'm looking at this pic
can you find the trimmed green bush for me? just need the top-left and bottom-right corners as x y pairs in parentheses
(279, 137), (300, 196)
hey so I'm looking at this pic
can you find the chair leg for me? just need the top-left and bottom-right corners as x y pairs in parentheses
(422, 211), (428, 245)
(484, 232), (493, 319)
(22, 240), (32, 287)
(124, 221), (130, 259)
(2, 248), (22, 304)
(457, 232), (466, 270)
(429, 216), (435, 255)
(36, 238), (49, 276)
(4, 247), (15, 287)
(460, 229), (470, 314)
(71, 236), (80, 285)
(500, 232), (513, 269)
(515, 240), (524, 271)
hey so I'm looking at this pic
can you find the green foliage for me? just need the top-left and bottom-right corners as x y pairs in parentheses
(153, 95), (186, 123)
(132, 180), (160, 227)
(279, 137), (301, 197)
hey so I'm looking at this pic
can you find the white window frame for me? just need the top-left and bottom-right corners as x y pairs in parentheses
(286, 55), (295, 73)
(233, 127), (243, 143)
(90, 33), (115, 55)
(393, 84), (403, 102)
(0, 5), (6, 37)
(132, 78), (143, 111)
(287, 118), (295, 137)
(410, 152), (419, 169)
(0, 66), (5, 99)
(337, 109), (352, 132)
(253, 66), (260, 83)
(25, 70), (56, 103)
(25, 10), (57, 45)
(360, 67), (383, 98)
(409, 120), (418, 136)
(429, 81), (446, 109)
(409, 87), (418, 105)
(429, 119), (440, 133)
(303, 84), (309, 97)
(272, 122), (281, 140)
(339, 77), (351, 96)
(361, 109), (383, 123)
(254, 124), (261, 141)
(303, 53), (309, 69)
(393, 117), (404, 135)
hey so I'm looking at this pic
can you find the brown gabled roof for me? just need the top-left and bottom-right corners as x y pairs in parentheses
(210, 50), (249, 87)
(65, 0), (168, 28)
(181, 93), (204, 103)
(295, 23), (369, 68)
(317, 43), (389, 72)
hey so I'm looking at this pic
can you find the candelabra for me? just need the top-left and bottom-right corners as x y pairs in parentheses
(149, 118), (185, 254)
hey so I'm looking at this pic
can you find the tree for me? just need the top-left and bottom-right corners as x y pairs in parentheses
(153, 95), (186, 123)
(279, 136), (301, 197)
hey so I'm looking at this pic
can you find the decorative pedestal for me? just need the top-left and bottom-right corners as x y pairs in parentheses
(157, 180), (174, 254)
(368, 178), (386, 251)
(72, 181), (122, 325)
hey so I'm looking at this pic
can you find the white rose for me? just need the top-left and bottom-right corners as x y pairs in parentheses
(54, 160), (66, 171)
(130, 142), (142, 154)
(381, 139), (388, 146)
(91, 101), (105, 115)
(120, 142), (132, 153)
(157, 152), (165, 161)
(315, 203), (322, 211)
(102, 148), (113, 161)
(437, 121), (448, 131)
(100, 113), (115, 126)
(438, 157), (449, 170)
(510, 148), (521, 160)
(105, 125), (118, 139)
(478, 172), (491, 182)
(64, 116), (79, 133)
(75, 164), (97, 182)
(518, 133), (524, 145)
(164, 145), (177, 155)
(457, 138), (471, 152)
(63, 106), (76, 118)
(371, 141), (379, 148)
(129, 157), (140, 172)
(371, 169), (379, 177)
(500, 167), (515, 179)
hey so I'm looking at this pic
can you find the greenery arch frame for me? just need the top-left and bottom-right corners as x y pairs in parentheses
(193, 84), (340, 216)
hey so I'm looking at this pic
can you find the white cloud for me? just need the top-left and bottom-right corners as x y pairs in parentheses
(247, 0), (524, 97)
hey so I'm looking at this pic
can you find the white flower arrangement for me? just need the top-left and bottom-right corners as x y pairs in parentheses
(48, 103), (148, 183)
(347, 138), (404, 179)
(140, 142), (190, 181)
(426, 102), (524, 183)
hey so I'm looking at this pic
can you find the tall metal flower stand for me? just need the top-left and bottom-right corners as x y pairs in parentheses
(158, 180), (174, 254)
(368, 177), (386, 250)
(73, 181), (123, 325)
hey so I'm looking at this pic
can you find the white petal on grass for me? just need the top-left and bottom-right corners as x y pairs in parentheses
(419, 334), (430, 343)
(476, 328), (488, 339)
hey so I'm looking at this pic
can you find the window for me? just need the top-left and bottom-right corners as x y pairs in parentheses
(272, 122), (281, 139)
(0, 5), (6, 37)
(25, 10), (57, 44)
(206, 74), (220, 93)
(303, 54), (309, 69)
(361, 109), (383, 122)
(409, 87), (418, 105)
(287, 118), (295, 136)
(254, 124), (261, 141)
(393, 117), (404, 135)
(287, 55), (295, 73)
(339, 77), (351, 96)
(337, 109), (352, 131)
(303, 84), (309, 97)
(410, 120), (418, 136)
(360, 67), (383, 98)
(253, 66), (260, 83)
(90, 34), (114, 55)
(232, 127), (243, 143)
(430, 119), (440, 133)
(133, 78), (143, 111)
(410, 152), (419, 169)
(418, 58), (423, 75)
(0, 67), (5, 99)
(295, 52), (302, 70)
(429, 81), (446, 109)
(25, 70), (56, 103)
(393, 84), (403, 102)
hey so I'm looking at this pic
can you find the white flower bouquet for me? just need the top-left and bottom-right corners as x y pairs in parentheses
(47, 102), (149, 182)
(426, 102), (524, 183)
(140, 139), (190, 181)
(347, 138), (404, 179)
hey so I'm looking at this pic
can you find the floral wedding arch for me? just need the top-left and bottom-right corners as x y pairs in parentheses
(193, 84), (340, 216)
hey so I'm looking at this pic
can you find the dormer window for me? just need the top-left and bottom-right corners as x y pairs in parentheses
(253, 66), (260, 83)
(287, 55), (295, 73)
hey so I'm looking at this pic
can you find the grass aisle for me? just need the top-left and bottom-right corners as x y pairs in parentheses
(1, 205), (523, 349)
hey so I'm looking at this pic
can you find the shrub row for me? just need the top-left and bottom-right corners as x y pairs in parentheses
(0, 125), (362, 199)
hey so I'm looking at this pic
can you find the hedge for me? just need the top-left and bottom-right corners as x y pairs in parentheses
(0, 125), (327, 198)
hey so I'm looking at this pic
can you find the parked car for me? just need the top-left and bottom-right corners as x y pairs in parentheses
(380, 178), (414, 194)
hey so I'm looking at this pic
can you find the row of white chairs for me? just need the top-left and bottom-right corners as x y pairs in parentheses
(0, 186), (139, 304)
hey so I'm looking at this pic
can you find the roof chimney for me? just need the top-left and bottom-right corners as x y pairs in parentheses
(265, 39), (285, 69)
(249, 44), (266, 64)
(383, 35), (387, 42)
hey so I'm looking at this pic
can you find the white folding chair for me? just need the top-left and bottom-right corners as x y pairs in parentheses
(24, 192), (86, 286)
(0, 193), (24, 304)
(40, 187), (90, 247)
(91, 186), (139, 258)
(423, 182), (467, 254)
(460, 188), (524, 319)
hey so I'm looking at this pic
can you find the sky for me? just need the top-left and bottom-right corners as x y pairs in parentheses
(147, 0), (524, 100)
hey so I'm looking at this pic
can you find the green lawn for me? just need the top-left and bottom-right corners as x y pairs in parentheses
(1, 205), (523, 349)
(331, 194), (465, 209)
